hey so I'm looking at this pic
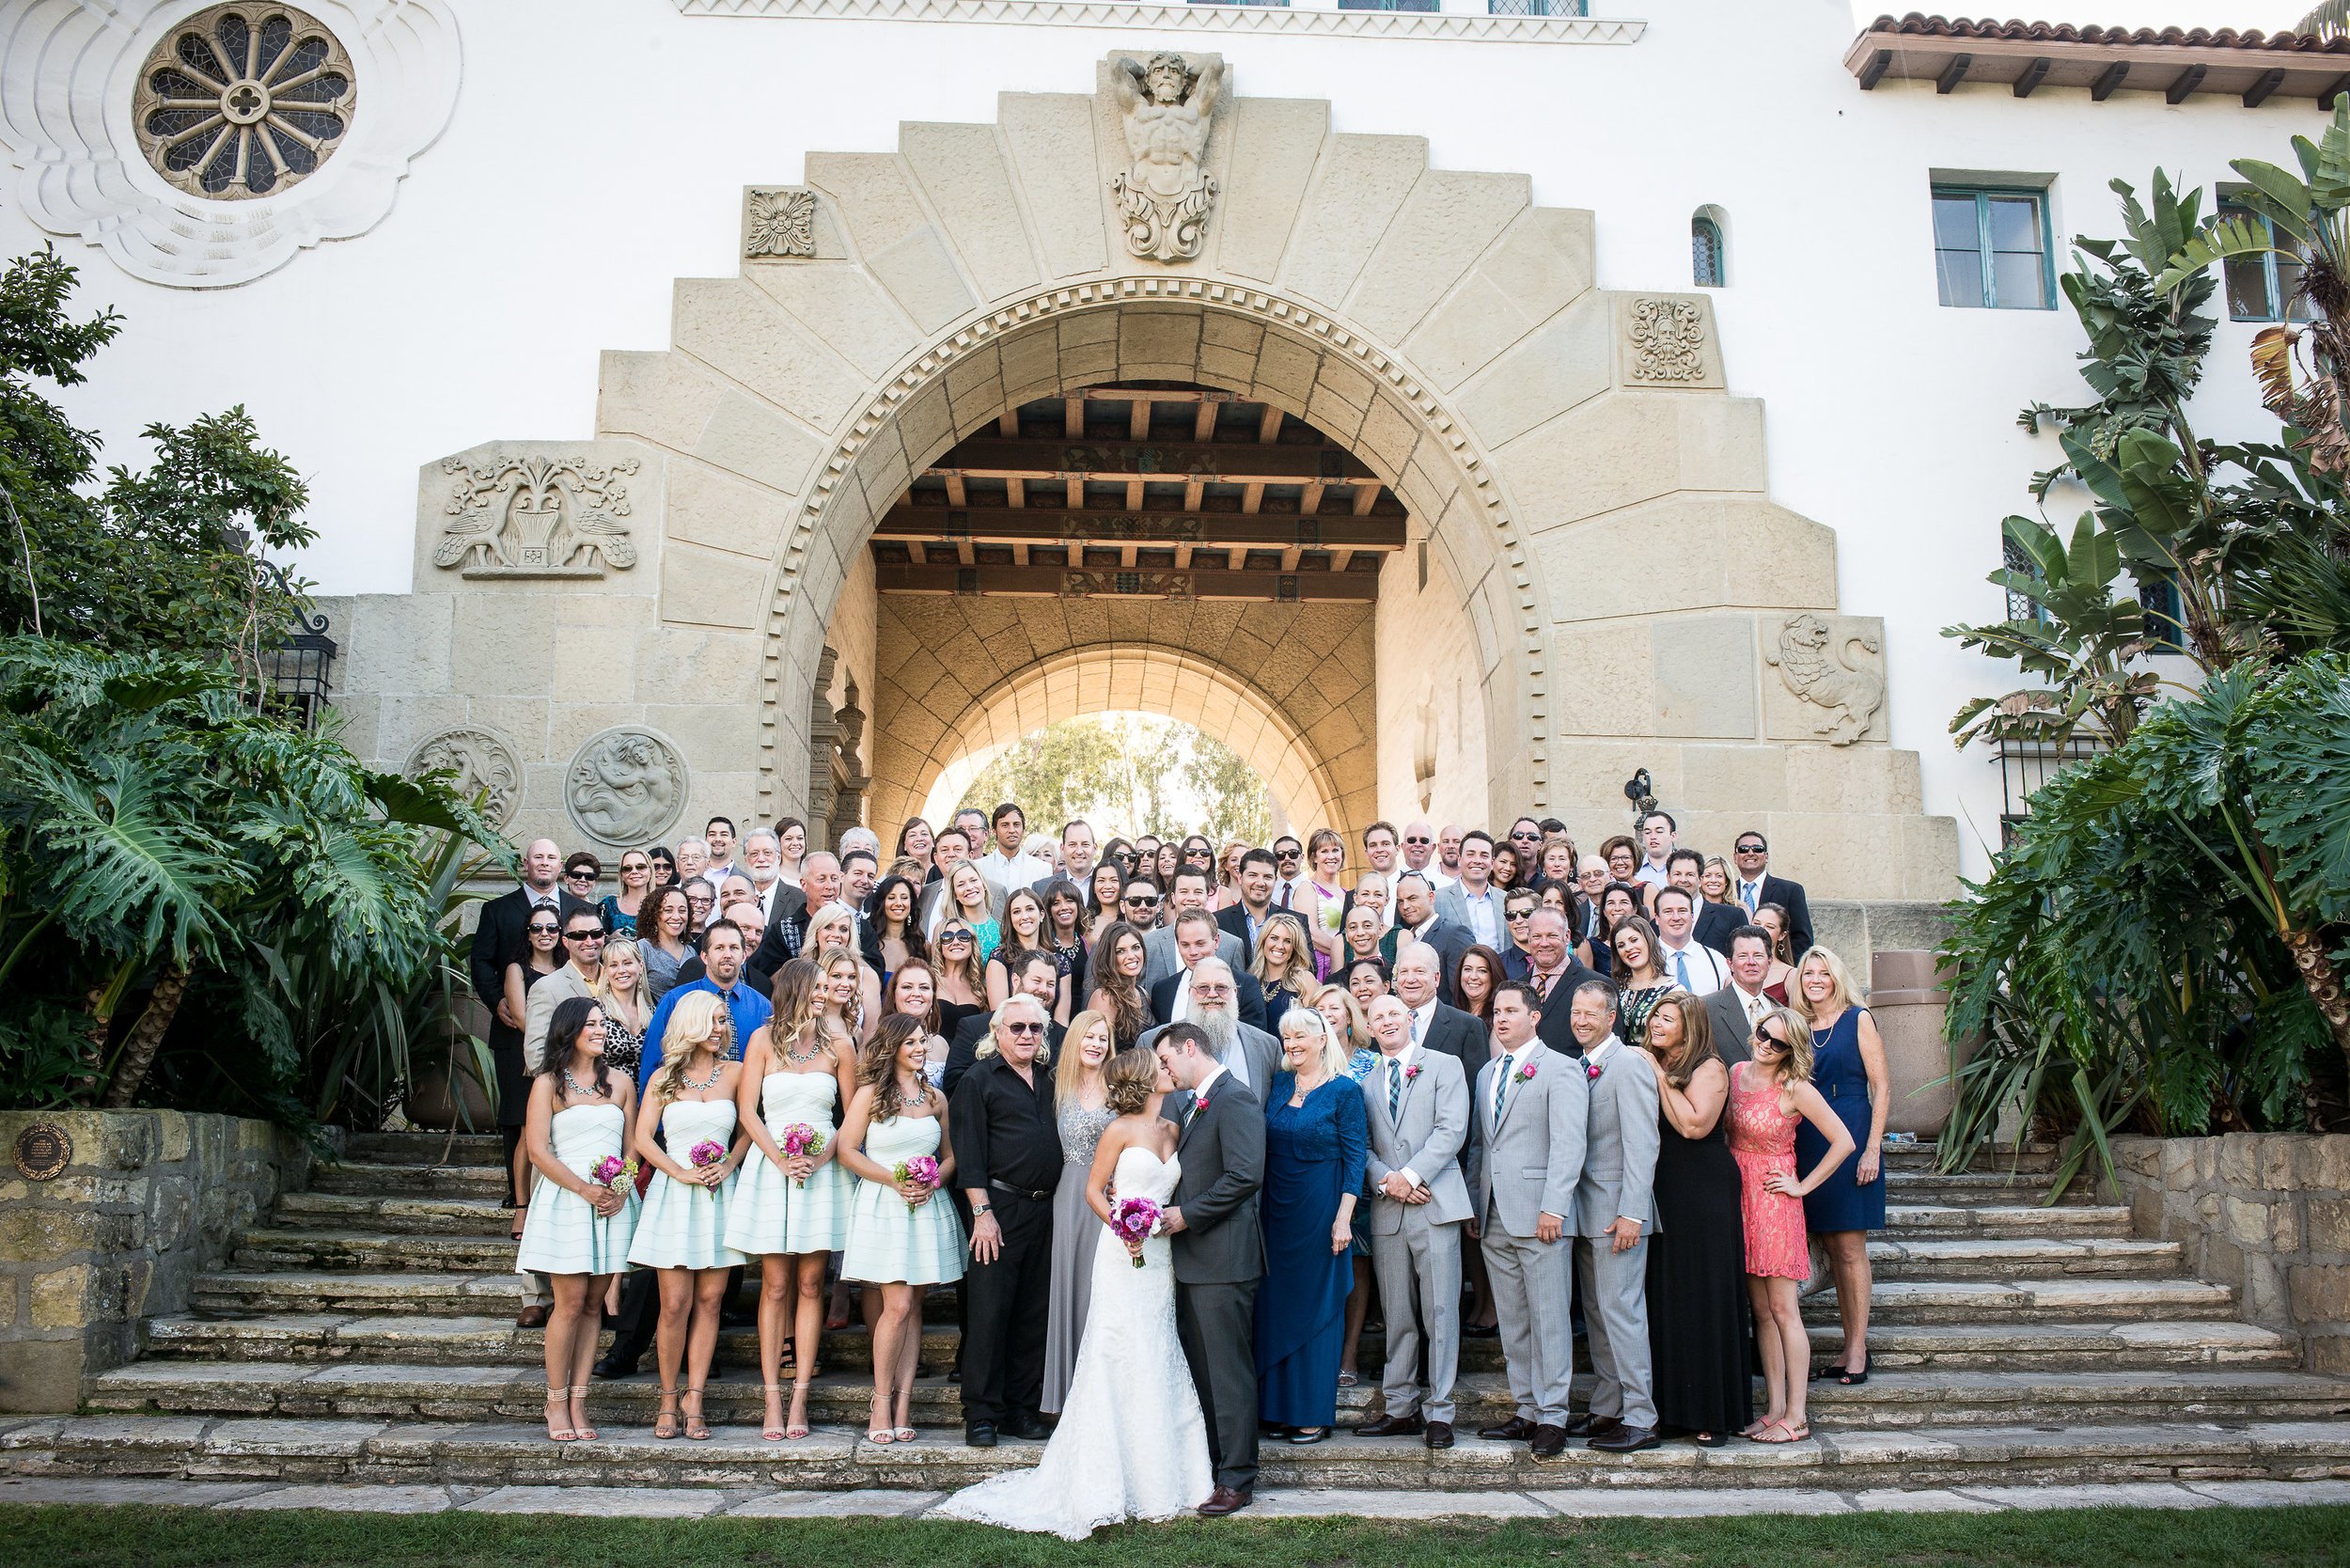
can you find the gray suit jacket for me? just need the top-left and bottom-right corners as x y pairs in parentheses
(1701, 982), (1764, 1067)
(522, 964), (596, 1073)
(1434, 883), (1515, 954)
(1140, 923), (1246, 990)
(1159, 1071), (1266, 1284)
(1136, 1019), (1279, 1101)
(1469, 1043), (1588, 1238)
(1362, 1046), (1472, 1231)
(1574, 1036), (1662, 1237)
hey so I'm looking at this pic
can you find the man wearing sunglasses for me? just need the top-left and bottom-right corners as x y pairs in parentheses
(468, 838), (594, 1039)
(523, 908), (608, 1073)
(1269, 836), (1311, 912)
(1728, 833), (1813, 959)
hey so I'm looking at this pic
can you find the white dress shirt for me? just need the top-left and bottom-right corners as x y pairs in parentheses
(1658, 936), (1731, 993)
(1454, 883), (1503, 948)
(1734, 876), (1767, 915)
(978, 848), (1053, 893)
(1726, 980), (1771, 1027)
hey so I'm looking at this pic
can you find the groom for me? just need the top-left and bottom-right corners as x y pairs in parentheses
(1153, 1022), (1266, 1517)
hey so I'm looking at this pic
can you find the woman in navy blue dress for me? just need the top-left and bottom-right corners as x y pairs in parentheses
(1792, 947), (1888, 1386)
(1255, 1007), (1367, 1443)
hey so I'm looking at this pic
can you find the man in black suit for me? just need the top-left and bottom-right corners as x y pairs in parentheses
(468, 838), (593, 1023)
(1520, 906), (1603, 1057)
(942, 950), (1067, 1096)
(1150, 910), (1268, 1031)
(1728, 832), (1814, 959)
(751, 851), (884, 977)
(1154, 1021), (1267, 1516)
(1389, 938), (1486, 1085)
(1378, 873), (1471, 992)
(1214, 848), (1280, 956)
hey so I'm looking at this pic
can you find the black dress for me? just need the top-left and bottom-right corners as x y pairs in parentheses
(1645, 1099), (1753, 1437)
(491, 963), (556, 1131)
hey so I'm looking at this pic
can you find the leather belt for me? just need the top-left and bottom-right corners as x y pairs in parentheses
(989, 1178), (1053, 1202)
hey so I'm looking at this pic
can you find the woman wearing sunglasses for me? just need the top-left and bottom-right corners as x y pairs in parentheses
(1727, 1005), (1855, 1447)
(499, 909), (568, 1238)
(600, 851), (655, 935)
(932, 922), (990, 1047)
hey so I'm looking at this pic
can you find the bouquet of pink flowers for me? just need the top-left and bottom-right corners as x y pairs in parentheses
(892, 1152), (940, 1214)
(588, 1154), (638, 1197)
(780, 1122), (825, 1188)
(1108, 1196), (1163, 1268)
(688, 1139), (727, 1182)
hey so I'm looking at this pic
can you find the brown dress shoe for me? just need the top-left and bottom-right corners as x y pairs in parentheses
(515, 1304), (550, 1329)
(1478, 1416), (1535, 1441)
(1352, 1412), (1426, 1438)
(1529, 1423), (1568, 1458)
(1563, 1411), (1622, 1440)
(1424, 1420), (1455, 1450)
(1198, 1485), (1253, 1517)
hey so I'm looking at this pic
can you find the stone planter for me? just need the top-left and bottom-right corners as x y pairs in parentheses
(1869, 949), (1967, 1136)
(2106, 1134), (2350, 1374)
(0, 1109), (306, 1412)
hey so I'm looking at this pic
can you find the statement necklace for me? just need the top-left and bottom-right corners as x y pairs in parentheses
(559, 1066), (607, 1101)
(784, 1027), (828, 1067)
(679, 1055), (724, 1092)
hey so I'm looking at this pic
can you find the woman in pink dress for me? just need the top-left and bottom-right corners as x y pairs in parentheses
(1725, 1005), (1854, 1446)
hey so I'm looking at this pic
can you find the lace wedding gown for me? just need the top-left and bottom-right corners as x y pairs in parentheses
(932, 1144), (1213, 1538)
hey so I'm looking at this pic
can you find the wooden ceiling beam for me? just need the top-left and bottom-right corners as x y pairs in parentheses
(1128, 397), (1151, 443)
(876, 563), (1379, 603)
(873, 503), (1409, 550)
(933, 438), (1371, 485)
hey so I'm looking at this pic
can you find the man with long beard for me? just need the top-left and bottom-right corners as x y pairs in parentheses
(1140, 958), (1277, 1096)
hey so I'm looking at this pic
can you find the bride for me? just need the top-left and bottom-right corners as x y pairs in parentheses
(934, 1047), (1213, 1537)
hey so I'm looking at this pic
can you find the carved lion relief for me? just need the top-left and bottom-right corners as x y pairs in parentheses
(1765, 614), (1887, 746)
(565, 728), (688, 846)
(432, 455), (641, 578)
(405, 726), (522, 826)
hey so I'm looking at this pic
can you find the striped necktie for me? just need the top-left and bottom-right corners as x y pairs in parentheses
(1387, 1058), (1403, 1120)
(1493, 1054), (1511, 1120)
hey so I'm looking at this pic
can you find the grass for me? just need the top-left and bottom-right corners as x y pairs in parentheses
(5, 1502), (2350, 1568)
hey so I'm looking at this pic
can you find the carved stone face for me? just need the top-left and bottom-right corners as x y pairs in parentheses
(1145, 59), (1185, 103)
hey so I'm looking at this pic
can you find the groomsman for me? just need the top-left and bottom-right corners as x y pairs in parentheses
(1352, 994), (1470, 1449)
(1468, 981), (1587, 1458)
(1565, 979), (1664, 1452)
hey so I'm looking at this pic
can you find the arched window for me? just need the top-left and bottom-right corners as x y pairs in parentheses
(1691, 210), (1726, 288)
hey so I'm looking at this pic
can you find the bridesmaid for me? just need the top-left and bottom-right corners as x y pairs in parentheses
(626, 991), (746, 1441)
(1726, 1005), (1855, 1445)
(1792, 947), (1889, 1385)
(839, 1014), (965, 1445)
(516, 996), (638, 1444)
(1639, 991), (1750, 1448)
(1041, 1011), (1116, 1417)
(1255, 1008), (1367, 1444)
(727, 959), (857, 1442)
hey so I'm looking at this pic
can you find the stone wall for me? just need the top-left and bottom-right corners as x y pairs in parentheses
(2107, 1135), (2350, 1374)
(0, 1111), (310, 1412)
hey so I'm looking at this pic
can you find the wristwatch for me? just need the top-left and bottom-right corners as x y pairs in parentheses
(972, 1203), (993, 1217)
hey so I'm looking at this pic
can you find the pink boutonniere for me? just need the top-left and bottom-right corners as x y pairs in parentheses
(1403, 1065), (1422, 1083)
(1195, 1095), (1211, 1115)
(1585, 1059), (1604, 1082)
(1514, 1061), (1538, 1084)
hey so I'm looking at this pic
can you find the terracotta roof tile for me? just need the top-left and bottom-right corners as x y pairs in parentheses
(1865, 14), (2350, 55)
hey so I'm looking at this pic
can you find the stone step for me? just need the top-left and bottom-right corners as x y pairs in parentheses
(144, 1309), (2298, 1375)
(81, 1356), (2350, 1433)
(269, 1189), (2135, 1244)
(310, 1165), (509, 1200)
(346, 1134), (505, 1167)
(8, 1410), (2342, 1492)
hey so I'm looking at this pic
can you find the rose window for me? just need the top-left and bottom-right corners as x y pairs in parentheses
(131, 5), (356, 199)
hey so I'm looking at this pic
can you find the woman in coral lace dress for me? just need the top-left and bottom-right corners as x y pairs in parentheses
(1724, 1005), (1854, 1447)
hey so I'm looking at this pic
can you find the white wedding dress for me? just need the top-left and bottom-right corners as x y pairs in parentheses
(932, 1144), (1214, 1538)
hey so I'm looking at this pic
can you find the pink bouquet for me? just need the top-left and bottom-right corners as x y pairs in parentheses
(689, 1139), (727, 1174)
(588, 1154), (638, 1196)
(892, 1152), (941, 1214)
(1108, 1196), (1162, 1268)
(780, 1122), (825, 1187)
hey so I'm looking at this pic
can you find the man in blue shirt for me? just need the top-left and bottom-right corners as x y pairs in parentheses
(637, 921), (772, 1089)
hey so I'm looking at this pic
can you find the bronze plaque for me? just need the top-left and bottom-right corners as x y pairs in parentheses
(13, 1121), (70, 1182)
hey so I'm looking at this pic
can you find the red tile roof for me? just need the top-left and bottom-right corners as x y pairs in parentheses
(1865, 14), (2350, 55)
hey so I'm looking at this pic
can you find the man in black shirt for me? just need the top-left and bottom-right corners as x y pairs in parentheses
(950, 992), (1063, 1448)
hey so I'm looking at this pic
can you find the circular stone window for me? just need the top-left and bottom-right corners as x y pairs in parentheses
(131, 5), (356, 200)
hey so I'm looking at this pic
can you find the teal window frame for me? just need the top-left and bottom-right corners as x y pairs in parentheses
(1932, 184), (2056, 310)
(2216, 200), (2312, 323)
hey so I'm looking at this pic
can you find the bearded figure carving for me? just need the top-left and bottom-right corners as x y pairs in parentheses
(1110, 53), (1223, 263)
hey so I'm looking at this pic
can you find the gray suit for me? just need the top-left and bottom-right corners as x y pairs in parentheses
(1136, 1019), (1279, 1102)
(1362, 1045), (1471, 1424)
(1573, 1035), (1662, 1430)
(1469, 1042), (1588, 1426)
(1140, 923), (1246, 990)
(1701, 981), (1766, 1068)
(522, 964), (596, 1073)
(1434, 882), (1515, 954)
(1161, 1070), (1267, 1493)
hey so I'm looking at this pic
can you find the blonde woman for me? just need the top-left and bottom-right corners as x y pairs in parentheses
(1700, 855), (1736, 909)
(591, 936), (653, 1083)
(625, 991), (746, 1441)
(1260, 1006), (1367, 1443)
(805, 901), (881, 1027)
(838, 1014), (964, 1446)
(1251, 910), (1317, 1031)
(1306, 827), (1349, 971)
(1214, 839), (1249, 910)
(726, 959), (857, 1443)
(1726, 1005), (1855, 1444)
(944, 861), (1001, 961)
(1041, 1010), (1117, 1416)
(1790, 945), (1889, 1385)
(932, 918), (990, 1044)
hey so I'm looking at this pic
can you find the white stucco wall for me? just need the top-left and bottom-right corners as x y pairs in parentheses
(3, 0), (2317, 878)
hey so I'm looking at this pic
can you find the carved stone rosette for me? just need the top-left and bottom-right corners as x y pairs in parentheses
(406, 726), (524, 827)
(1624, 297), (1709, 384)
(433, 455), (641, 578)
(744, 188), (817, 259)
(565, 728), (689, 847)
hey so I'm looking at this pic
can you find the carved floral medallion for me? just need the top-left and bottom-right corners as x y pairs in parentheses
(1624, 297), (1708, 384)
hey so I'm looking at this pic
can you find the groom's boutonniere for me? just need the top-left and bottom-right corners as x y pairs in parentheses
(1194, 1093), (1211, 1115)
(1585, 1058), (1604, 1082)
(1514, 1060), (1538, 1084)
(1402, 1064), (1421, 1084)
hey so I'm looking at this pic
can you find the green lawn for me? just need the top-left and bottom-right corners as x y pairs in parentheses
(6, 1502), (2350, 1568)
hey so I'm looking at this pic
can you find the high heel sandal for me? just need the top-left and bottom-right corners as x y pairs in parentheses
(786, 1382), (811, 1441)
(682, 1386), (711, 1440)
(568, 1386), (598, 1442)
(652, 1385), (680, 1440)
(760, 1383), (789, 1443)
(867, 1391), (896, 1445)
(543, 1385), (579, 1443)
(892, 1388), (915, 1444)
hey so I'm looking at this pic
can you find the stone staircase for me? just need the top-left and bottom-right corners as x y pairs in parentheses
(7, 1134), (2349, 1494)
